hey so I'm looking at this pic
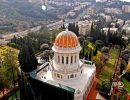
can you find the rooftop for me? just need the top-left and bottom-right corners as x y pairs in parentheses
(30, 61), (96, 93)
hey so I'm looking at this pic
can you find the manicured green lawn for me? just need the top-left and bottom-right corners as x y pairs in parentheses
(99, 48), (119, 84)
(122, 78), (130, 93)
(7, 90), (20, 100)
(98, 47), (130, 93)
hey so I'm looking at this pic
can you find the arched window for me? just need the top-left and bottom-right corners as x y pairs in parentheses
(58, 56), (60, 63)
(71, 56), (73, 64)
(57, 73), (60, 78)
(70, 74), (74, 78)
(81, 70), (82, 74)
(66, 56), (68, 64)
(75, 55), (76, 63)
(62, 56), (64, 64)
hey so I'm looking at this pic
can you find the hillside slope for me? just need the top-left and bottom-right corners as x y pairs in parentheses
(0, 0), (58, 23)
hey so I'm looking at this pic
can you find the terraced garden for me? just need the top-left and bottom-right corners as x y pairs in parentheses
(98, 47), (119, 85)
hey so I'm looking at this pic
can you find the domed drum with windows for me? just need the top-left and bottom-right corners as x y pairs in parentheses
(51, 30), (83, 81)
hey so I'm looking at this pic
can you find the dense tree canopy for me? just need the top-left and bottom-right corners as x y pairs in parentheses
(0, 46), (19, 92)
(18, 44), (38, 72)
(95, 40), (105, 49)
(68, 23), (79, 36)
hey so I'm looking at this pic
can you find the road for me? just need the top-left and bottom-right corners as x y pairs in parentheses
(46, 7), (88, 30)
(46, 1), (98, 30)
(0, 2), (96, 44)
(0, 26), (42, 42)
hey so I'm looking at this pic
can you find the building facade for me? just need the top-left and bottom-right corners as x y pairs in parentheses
(122, 5), (130, 13)
(29, 30), (96, 100)
(78, 20), (92, 36)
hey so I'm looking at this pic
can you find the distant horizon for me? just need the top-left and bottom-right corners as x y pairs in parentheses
(96, 0), (130, 2)
(120, 0), (130, 2)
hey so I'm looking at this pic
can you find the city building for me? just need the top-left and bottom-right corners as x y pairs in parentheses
(0, 39), (9, 45)
(122, 5), (130, 13)
(99, 13), (112, 22)
(78, 20), (92, 35)
(29, 30), (96, 100)
(67, 11), (76, 17)
(97, 0), (116, 2)
(122, 24), (130, 34)
(102, 27), (118, 34)
(101, 0), (108, 2)
(87, 7), (96, 15)
(104, 8), (122, 14)
(116, 19), (124, 27)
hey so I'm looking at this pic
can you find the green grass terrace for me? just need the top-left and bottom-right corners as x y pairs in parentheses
(98, 47), (119, 85)
(7, 90), (20, 100)
(122, 78), (130, 93)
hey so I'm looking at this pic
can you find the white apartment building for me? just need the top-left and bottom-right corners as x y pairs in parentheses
(78, 20), (92, 35)
(122, 5), (130, 13)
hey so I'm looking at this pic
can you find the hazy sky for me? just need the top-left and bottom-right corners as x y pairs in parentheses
(96, 0), (130, 2)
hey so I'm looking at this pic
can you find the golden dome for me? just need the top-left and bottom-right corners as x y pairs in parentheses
(54, 30), (79, 49)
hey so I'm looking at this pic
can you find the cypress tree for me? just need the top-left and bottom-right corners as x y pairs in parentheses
(18, 44), (38, 72)
(62, 24), (65, 29)
(11, 35), (17, 43)
(68, 23), (74, 32)
(26, 83), (35, 100)
(75, 24), (79, 36)
(68, 23), (71, 31)
(106, 28), (110, 45)
(94, 47), (98, 56)
(85, 52), (88, 60)
(90, 22), (94, 37)
(82, 47), (85, 58)
(72, 23), (76, 33)
(89, 51), (92, 61)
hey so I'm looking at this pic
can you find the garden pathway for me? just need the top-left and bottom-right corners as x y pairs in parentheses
(86, 78), (99, 99)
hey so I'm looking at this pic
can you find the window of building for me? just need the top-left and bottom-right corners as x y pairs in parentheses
(81, 70), (82, 74)
(70, 74), (74, 78)
(61, 75), (62, 78)
(66, 56), (68, 64)
(57, 73), (60, 78)
(71, 56), (73, 64)
(75, 55), (76, 63)
(54, 73), (56, 77)
(58, 56), (60, 63)
(68, 75), (69, 79)
(62, 56), (64, 64)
